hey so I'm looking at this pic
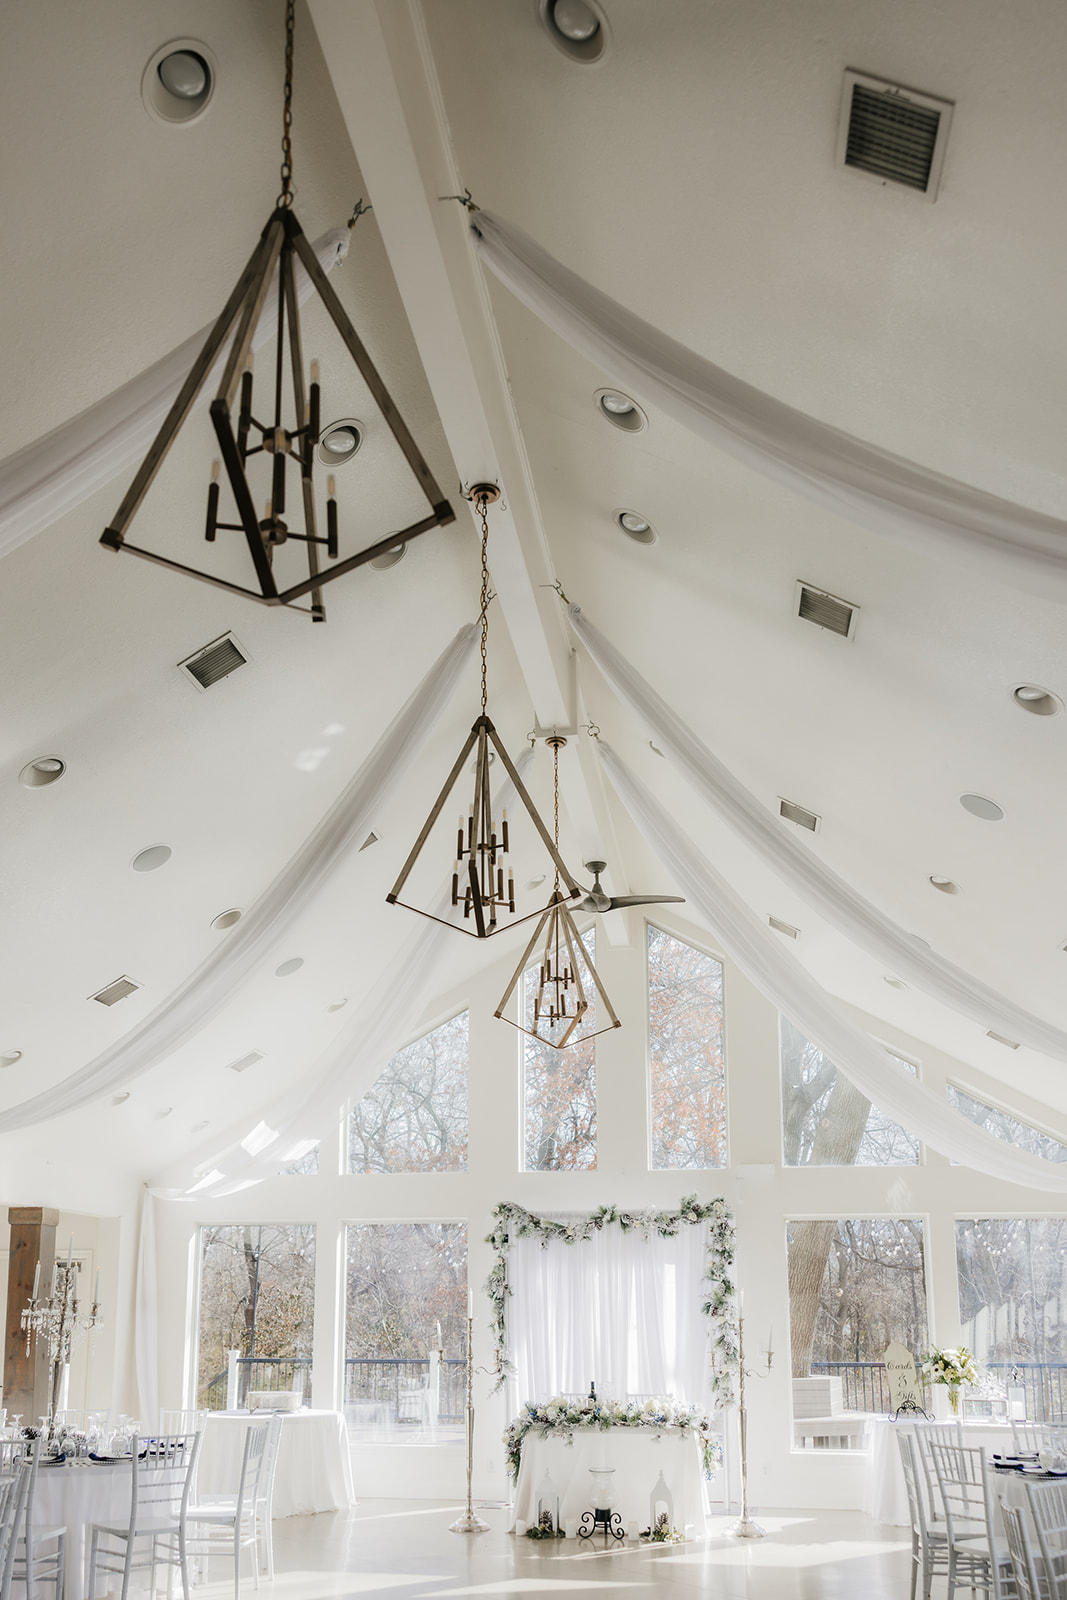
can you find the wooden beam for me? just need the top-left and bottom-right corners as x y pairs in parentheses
(4, 1206), (59, 1420)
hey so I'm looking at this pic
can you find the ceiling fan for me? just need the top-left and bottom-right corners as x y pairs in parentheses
(577, 861), (685, 914)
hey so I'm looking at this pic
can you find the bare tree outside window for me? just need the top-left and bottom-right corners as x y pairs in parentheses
(196, 1224), (316, 1408)
(781, 1019), (919, 1168)
(282, 1145), (319, 1175)
(957, 1218), (1067, 1367)
(948, 1087), (1067, 1164)
(524, 930), (597, 1170)
(348, 1011), (469, 1174)
(648, 926), (726, 1169)
(788, 1217), (927, 1428)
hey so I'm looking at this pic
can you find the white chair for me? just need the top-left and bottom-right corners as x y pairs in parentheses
(185, 1418), (270, 1599)
(929, 1438), (1013, 1600)
(88, 1428), (202, 1600)
(160, 1408), (205, 1435)
(1001, 1499), (1048, 1600)
(255, 1416), (284, 1582)
(11, 1434), (66, 1600)
(0, 1456), (32, 1600)
(897, 1430), (948, 1600)
(1026, 1479), (1067, 1598)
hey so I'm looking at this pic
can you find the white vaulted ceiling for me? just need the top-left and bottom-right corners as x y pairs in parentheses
(0, 0), (1065, 1183)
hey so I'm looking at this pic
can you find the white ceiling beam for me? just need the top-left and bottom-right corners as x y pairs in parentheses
(307, 0), (631, 939)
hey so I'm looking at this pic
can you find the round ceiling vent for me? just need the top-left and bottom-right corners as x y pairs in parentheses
(132, 844), (172, 872)
(316, 420), (364, 466)
(211, 908), (243, 931)
(538, 0), (608, 62)
(275, 957), (304, 977)
(595, 389), (647, 433)
(19, 756), (66, 789)
(959, 794), (1004, 822)
(142, 40), (217, 125)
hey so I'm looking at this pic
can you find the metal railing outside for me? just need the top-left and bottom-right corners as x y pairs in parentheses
(810, 1361), (894, 1413)
(344, 1357), (466, 1424)
(203, 1356), (312, 1411)
(809, 1359), (1067, 1422)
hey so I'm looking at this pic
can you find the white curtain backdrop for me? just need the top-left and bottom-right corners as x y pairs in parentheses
(134, 1186), (159, 1426)
(171, 748), (536, 1198)
(0, 224), (350, 560)
(473, 211), (1067, 602)
(0, 622), (476, 1134)
(598, 740), (1067, 1193)
(509, 1219), (710, 1409)
(569, 604), (1067, 1065)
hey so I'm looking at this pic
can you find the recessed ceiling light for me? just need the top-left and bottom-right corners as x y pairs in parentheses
(132, 844), (172, 872)
(275, 957), (304, 977)
(616, 510), (657, 545)
(211, 908), (243, 931)
(155, 1107), (174, 1119)
(959, 794), (1004, 822)
(540, 0), (607, 59)
(1012, 684), (1062, 717)
(0, 1050), (22, 1068)
(326, 999), (348, 1013)
(19, 756), (66, 789)
(111, 1092), (130, 1106)
(884, 976), (909, 991)
(526, 875), (546, 891)
(649, 742), (664, 757)
(190, 1120), (210, 1133)
(316, 420), (363, 465)
(368, 543), (406, 571)
(142, 40), (216, 125)
(929, 875), (961, 895)
(595, 389), (646, 433)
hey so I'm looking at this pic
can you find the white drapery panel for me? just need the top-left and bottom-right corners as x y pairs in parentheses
(569, 604), (1067, 1065)
(598, 741), (1067, 1193)
(473, 211), (1067, 602)
(0, 225), (350, 560)
(0, 622), (476, 1134)
(173, 748), (536, 1198)
(509, 1220), (710, 1409)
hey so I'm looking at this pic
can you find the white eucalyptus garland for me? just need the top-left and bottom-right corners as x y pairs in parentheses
(484, 1194), (739, 1406)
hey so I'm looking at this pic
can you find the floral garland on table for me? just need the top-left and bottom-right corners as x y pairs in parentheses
(483, 1194), (739, 1406)
(504, 1395), (724, 1483)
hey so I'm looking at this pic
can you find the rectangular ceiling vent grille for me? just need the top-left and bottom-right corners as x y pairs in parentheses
(178, 633), (249, 692)
(837, 71), (953, 201)
(90, 975), (141, 1006)
(795, 581), (858, 639)
(986, 1030), (1021, 1050)
(226, 1050), (265, 1074)
(779, 798), (821, 833)
(768, 916), (800, 939)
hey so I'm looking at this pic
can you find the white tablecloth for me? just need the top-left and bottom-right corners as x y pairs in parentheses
(510, 1430), (709, 1536)
(199, 1410), (354, 1517)
(34, 1460), (131, 1600)
(865, 1418), (1016, 1525)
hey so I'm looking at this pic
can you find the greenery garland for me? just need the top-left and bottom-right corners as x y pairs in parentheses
(484, 1194), (739, 1406)
(504, 1394), (723, 1482)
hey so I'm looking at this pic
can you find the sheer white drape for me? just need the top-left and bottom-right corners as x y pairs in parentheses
(473, 211), (1067, 602)
(509, 1220), (709, 1408)
(568, 603), (1067, 1064)
(0, 622), (476, 1134)
(134, 1186), (159, 1425)
(0, 226), (350, 560)
(599, 740), (1067, 1192)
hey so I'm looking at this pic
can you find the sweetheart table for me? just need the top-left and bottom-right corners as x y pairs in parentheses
(510, 1430), (709, 1536)
(198, 1409), (354, 1516)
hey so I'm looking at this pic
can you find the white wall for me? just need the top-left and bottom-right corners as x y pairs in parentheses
(152, 906), (1067, 1510)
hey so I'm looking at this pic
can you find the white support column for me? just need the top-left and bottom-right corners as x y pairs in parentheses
(311, 1216), (345, 1414)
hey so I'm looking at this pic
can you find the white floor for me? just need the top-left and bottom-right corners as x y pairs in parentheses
(194, 1501), (914, 1598)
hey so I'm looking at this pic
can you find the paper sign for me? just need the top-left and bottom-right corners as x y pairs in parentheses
(883, 1342), (925, 1413)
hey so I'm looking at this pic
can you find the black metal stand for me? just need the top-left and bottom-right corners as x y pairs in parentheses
(578, 1509), (624, 1543)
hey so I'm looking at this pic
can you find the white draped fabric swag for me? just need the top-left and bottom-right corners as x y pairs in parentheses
(173, 748), (536, 1199)
(568, 605), (1067, 1065)
(0, 225), (351, 560)
(0, 623), (477, 1134)
(598, 740), (1067, 1193)
(472, 211), (1067, 601)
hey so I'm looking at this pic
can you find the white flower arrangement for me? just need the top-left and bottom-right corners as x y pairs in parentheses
(921, 1346), (980, 1388)
(504, 1395), (723, 1482)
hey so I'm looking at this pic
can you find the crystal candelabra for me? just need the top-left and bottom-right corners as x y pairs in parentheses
(731, 1311), (773, 1540)
(449, 1301), (493, 1535)
(21, 1255), (101, 1437)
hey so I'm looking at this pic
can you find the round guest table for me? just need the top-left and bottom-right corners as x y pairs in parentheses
(198, 1409), (354, 1517)
(864, 1417), (1016, 1525)
(510, 1429), (708, 1537)
(33, 1459), (131, 1600)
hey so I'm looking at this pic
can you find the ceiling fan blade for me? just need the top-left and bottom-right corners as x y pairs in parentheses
(606, 893), (686, 910)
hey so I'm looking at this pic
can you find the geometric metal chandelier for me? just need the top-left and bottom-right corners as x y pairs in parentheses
(494, 735), (622, 1048)
(387, 485), (582, 938)
(100, 0), (454, 622)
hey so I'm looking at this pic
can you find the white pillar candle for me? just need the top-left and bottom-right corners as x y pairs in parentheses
(468, 1287), (474, 1318)
(515, 1519), (527, 1537)
(94, 1270), (101, 1306)
(628, 1521), (640, 1541)
(564, 1518), (577, 1539)
(32, 1261), (40, 1301)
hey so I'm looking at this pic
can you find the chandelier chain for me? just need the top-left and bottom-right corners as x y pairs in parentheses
(553, 739), (561, 893)
(277, 0), (295, 208)
(477, 494), (491, 715)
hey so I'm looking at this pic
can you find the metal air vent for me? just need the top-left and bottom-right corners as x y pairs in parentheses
(837, 71), (953, 201)
(768, 916), (800, 939)
(779, 798), (821, 833)
(795, 581), (858, 639)
(178, 632), (249, 692)
(90, 975), (142, 1006)
(986, 1031), (1020, 1050)
(226, 1050), (265, 1074)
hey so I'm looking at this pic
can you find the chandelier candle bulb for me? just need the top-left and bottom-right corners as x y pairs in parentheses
(451, 862), (460, 905)
(326, 479), (338, 559)
(32, 1261), (40, 1301)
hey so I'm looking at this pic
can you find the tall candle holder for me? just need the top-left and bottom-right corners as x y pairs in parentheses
(731, 1312), (772, 1541)
(449, 1308), (491, 1534)
(21, 1256), (101, 1439)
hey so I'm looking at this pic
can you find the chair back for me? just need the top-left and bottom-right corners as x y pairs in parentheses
(159, 1408), (205, 1436)
(929, 1440), (995, 1545)
(127, 1429), (203, 1533)
(1013, 1421), (1045, 1455)
(1026, 1479), (1067, 1597)
(257, 1417), (283, 1515)
(0, 1457), (32, 1600)
(233, 1421), (271, 1522)
(896, 1430), (927, 1541)
(912, 1426), (947, 1522)
(1001, 1500), (1046, 1600)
